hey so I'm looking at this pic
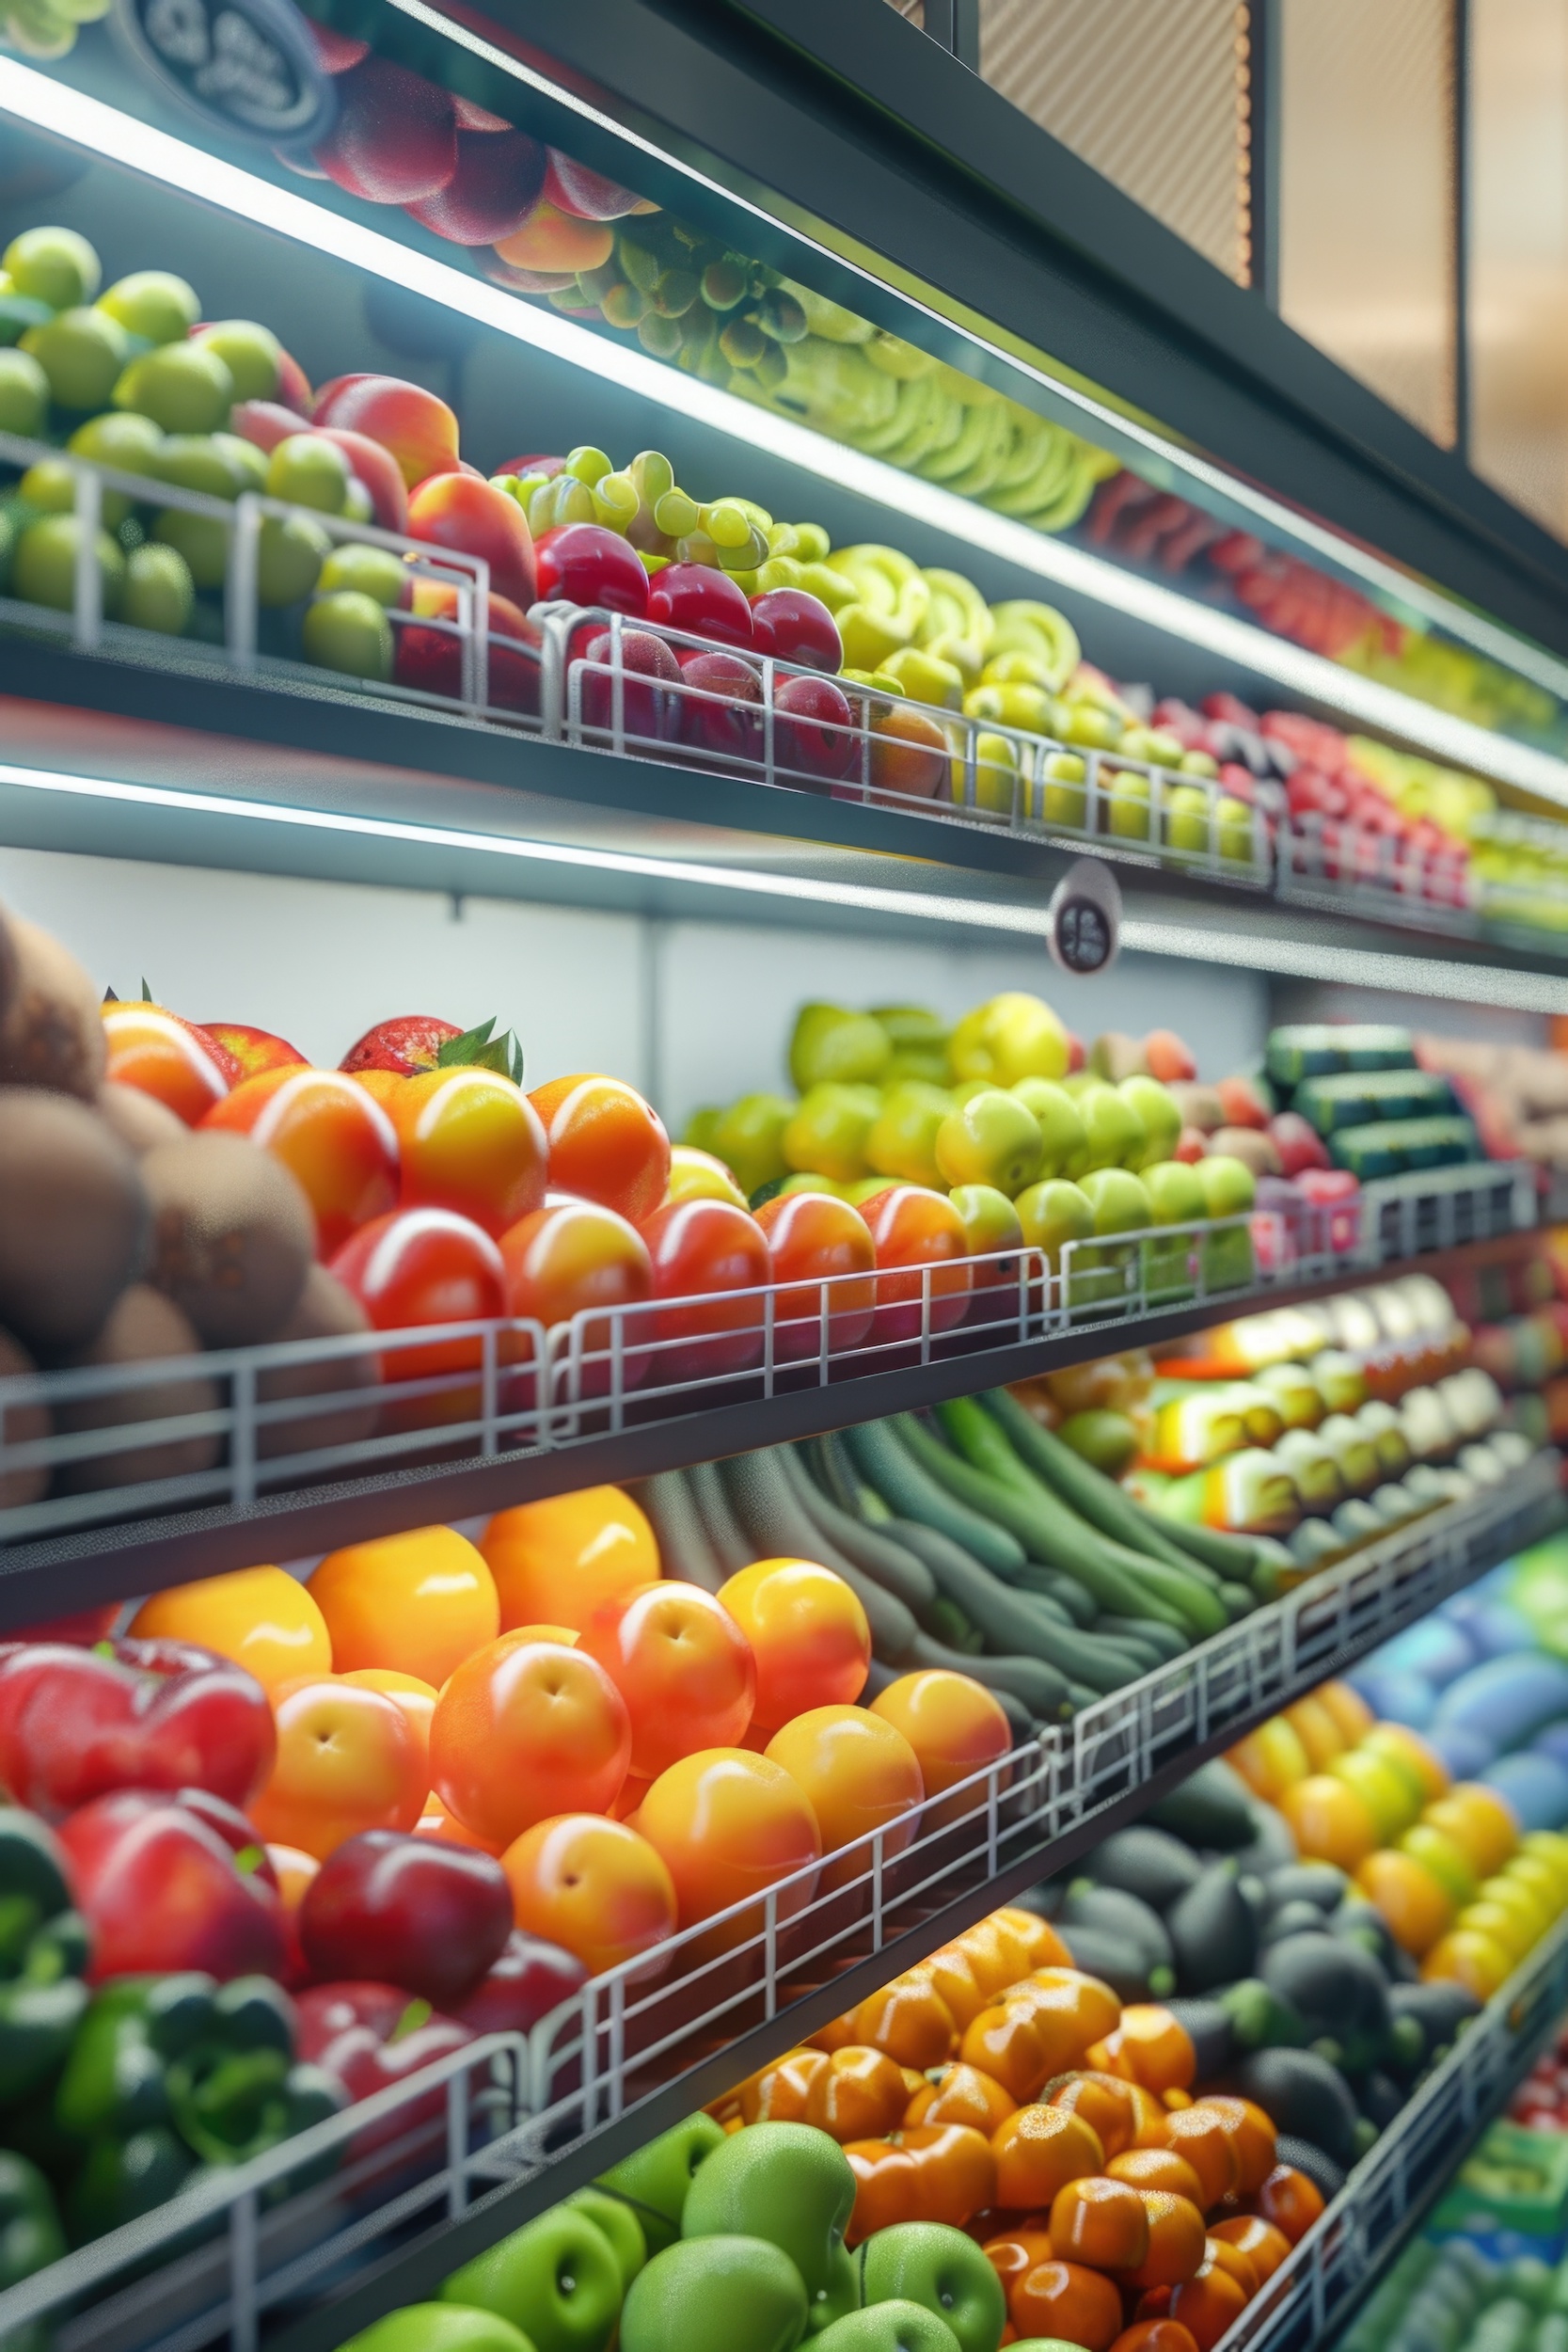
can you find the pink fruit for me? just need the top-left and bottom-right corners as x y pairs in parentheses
(313, 57), (457, 206)
(395, 582), (542, 713)
(307, 21), (367, 71)
(1215, 1075), (1272, 1131)
(679, 650), (764, 764)
(647, 562), (753, 647)
(1173, 1127), (1209, 1164)
(314, 373), (461, 492)
(773, 673), (856, 783)
(542, 149), (650, 220)
(749, 587), (842, 674)
(575, 626), (682, 743)
(406, 126), (548, 245)
(534, 522), (650, 616)
(1144, 1029), (1196, 1084)
(406, 472), (537, 610)
(1269, 1111), (1332, 1177)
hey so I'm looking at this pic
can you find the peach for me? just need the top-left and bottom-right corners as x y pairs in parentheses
(313, 57), (456, 206)
(309, 1524), (499, 1686)
(493, 199), (615, 274)
(406, 471), (537, 611)
(407, 126), (546, 246)
(481, 1486), (658, 1633)
(431, 1637), (631, 1847)
(313, 373), (460, 490)
(204, 1066), (400, 1256)
(868, 705), (949, 801)
(500, 1811), (677, 1975)
(766, 1705), (924, 1879)
(580, 1581), (755, 1778)
(632, 1747), (821, 1942)
(130, 1565), (332, 1700)
(527, 1074), (671, 1225)
(499, 1199), (653, 1393)
(200, 1023), (307, 1079)
(390, 1065), (547, 1237)
(717, 1559), (871, 1732)
(249, 1677), (427, 1860)
(340, 1667), (437, 1784)
(870, 1670), (1012, 1796)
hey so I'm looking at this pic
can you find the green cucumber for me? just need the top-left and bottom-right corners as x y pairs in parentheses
(884, 1518), (1140, 1693)
(636, 1470), (725, 1593)
(844, 1419), (1029, 1580)
(778, 1444), (938, 1616)
(906, 1629), (1072, 1721)
(983, 1388), (1218, 1581)
(719, 1450), (918, 1661)
(686, 1457), (753, 1576)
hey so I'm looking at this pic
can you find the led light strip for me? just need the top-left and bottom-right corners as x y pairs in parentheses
(5, 756), (1568, 1013)
(393, 0), (1568, 707)
(4, 57), (1568, 813)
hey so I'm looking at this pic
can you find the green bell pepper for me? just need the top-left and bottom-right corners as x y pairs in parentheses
(0, 1812), (90, 2109)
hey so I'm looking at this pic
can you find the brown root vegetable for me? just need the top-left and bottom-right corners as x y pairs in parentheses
(0, 914), (106, 1100)
(257, 1263), (380, 1461)
(1088, 1030), (1150, 1083)
(1167, 1081), (1227, 1135)
(1208, 1124), (1283, 1178)
(142, 1131), (314, 1348)
(97, 1080), (187, 1157)
(0, 1089), (149, 1354)
(54, 1285), (219, 1495)
(0, 1328), (50, 1511)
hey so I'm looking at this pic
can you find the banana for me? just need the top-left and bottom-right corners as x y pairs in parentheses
(1025, 452), (1099, 532)
(989, 598), (1082, 691)
(864, 333), (940, 380)
(942, 402), (1019, 498)
(989, 428), (1075, 517)
(825, 544), (932, 669)
(917, 399), (996, 485)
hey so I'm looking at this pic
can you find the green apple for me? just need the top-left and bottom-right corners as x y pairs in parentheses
(123, 542), (193, 635)
(257, 510), (328, 606)
(441, 2208), (622, 2352)
(303, 589), (392, 681)
(1013, 1176), (1093, 1268)
(781, 1170), (848, 1199)
(568, 2189), (645, 2290)
(1076, 1082), (1145, 1172)
(681, 2120), (853, 2299)
(341, 2307), (537, 2352)
(343, 475), (375, 524)
(947, 1184), (1022, 1258)
(4, 226), (99, 310)
(1104, 767), (1151, 839)
(814, 2306), (957, 2352)
(595, 2112), (723, 2255)
(214, 431), (268, 494)
(21, 306), (127, 412)
(934, 1088), (1042, 1195)
(114, 341), (233, 434)
(867, 1081), (953, 1188)
(622, 2236), (807, 2352)
(1217, 794), (1257, 863)
(860, 2225), (1005, 2352)
(783, 1083), (880, 1184)
(966, 729), (1020, 816)
(1040, 748), (1086, 829)
(1195, 1153), (1257, 1219)
(321, 542), (412, 609)
(1141, 1158), (1204, 1300)
(150, 434), (239, 499)
(12, 513), (123, 615)
(1118, 1075), (1180, 1168)
(0, 346), (48, 437)
(807, 2246), (861, 2338)
(713, 1093), (796, 1197)
(1076, 1166), (1151, 1309)
(66, 408), (163, 524)
(789, 1003), (892, 1091)
(151, 506), (229, 590)
(268, 431), (351, 515)
(97, 270), (198, 347)
(1057, 702), (1120, 751)
(950, 992), (1069, 1087)
(19, 457), (81, 518)
(195, 319), (281, 402)
(1163, 782), (1212, 854)
(1010, 1077), (1086, 1178)
(874, 1007), (951, 1089)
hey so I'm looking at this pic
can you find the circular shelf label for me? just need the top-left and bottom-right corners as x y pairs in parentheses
(115, 0), (335, 145)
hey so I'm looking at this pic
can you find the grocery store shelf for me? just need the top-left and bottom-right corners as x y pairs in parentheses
(0, 1174), (1533, 1625)
(11, 1453), (1547, 2352)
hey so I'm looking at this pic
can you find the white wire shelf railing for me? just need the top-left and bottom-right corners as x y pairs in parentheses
(0, 1449), (1554, 2352)
(0, 1164), (1534, 1553)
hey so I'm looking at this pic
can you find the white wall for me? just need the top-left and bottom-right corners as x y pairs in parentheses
(0, 847), (1270, 1129)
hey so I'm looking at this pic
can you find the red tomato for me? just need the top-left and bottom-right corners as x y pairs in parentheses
(390, 1067), (548, 1237)
(499, 1198), (653, 1400)
(330, 1206), (505, 1426)
(753, 1190), (875, 1360)
(639, 1198), (771, 1387)
(204, 1066), (399, 1255)
(858, 1185), (973, 1345)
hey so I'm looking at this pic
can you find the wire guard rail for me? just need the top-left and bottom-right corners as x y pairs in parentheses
(0, 1452), (1556, 2352)
(0, 1166), (1536, 1550)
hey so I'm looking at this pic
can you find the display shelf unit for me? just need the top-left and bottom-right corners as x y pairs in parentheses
(0, 1168), (1532, 1627)
(0, 1449), (1553, 2352)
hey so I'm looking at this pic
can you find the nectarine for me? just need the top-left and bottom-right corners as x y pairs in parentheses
(632, 1746), (821, 1940)
(718, 1559), (871, 1731)
(431, 1636), (631, 1847)
(249, 1677), (427, 1861)
(481, 1486), (658, 1633)
(500, 1811), (676, 1976)
(580, 1580), (756, 1777)
(309, 1524), (499, 1685)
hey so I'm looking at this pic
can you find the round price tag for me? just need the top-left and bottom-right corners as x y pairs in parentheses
(1048, 856), (1122, 977)
(115, 0), (335, 145)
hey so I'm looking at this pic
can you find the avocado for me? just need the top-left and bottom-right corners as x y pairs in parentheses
(1260, 1931), (1392, 2074)
(1147, 1757), (1256, 1850)
(1084, 1825), (1203, 1913)
(1062, 1884), (1175, 1995)
(1163, 1996), (1235, 2078)
(1239, 2048), (1359, 2168)
(1260, 1899), (1330, 1947)
(1166, 1859), (1259, 1993)
(1264, 1863), (1351, 1915)
(1053, 1920), (1157, 2003)
(1386, 1981), (1481, 2074)
(1272, 2132), (1347, 2202)
(1357, 2070), (1406, 2132)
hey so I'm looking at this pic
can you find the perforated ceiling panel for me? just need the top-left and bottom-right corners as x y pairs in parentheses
(976, 0), (1252, 282)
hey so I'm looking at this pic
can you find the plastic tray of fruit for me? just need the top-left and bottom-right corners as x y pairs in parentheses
(0, 1167), (1534, 1554)
(0, 1450), (1549, 2352)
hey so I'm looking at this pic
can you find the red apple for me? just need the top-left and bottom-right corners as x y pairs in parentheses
(307, 21), (367, 71)
(451, 1927), (586, 2035)
(574, 626), (682, 744)
(749, 587), (842, 674)
(406, 126), (548, 246)
(0, 1639), (276, 1818)
(406, 472), (536, 609)
(313, 373), (461, 491)
(773, 673), (856, 784)
(647, 562), (753, 647)
(60, 1788), (289, 1981)
(395, 581), (542, 713)
(1270, 1111), (1332, 1177)
(299, 1828), (514, 2004)
(533, 523), (650, 616)
(543, 148), (650, 220)
(313, 57), (457, 206)
(679, 650), (764, 764)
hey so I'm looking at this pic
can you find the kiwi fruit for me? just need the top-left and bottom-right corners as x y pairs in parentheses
(53, 1284), (220, 1495)
(0, 1089), (149, 1354)
(257, 1263), (380, 1462)
(142, 1131), (313, 1347)
(97, 1080), (186, 1156)
(0, 911), (106, 1100)
(0, 1327), (51, 1511)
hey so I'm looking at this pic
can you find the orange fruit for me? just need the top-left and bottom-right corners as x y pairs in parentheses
(309, 1525), (499, 1685)
(1227, 1719), (1310, 1802)
(1354, 1849), (1454, 1956)
(1282, 1695), (1347, 1772)
(1426, 1785), (1520, 1878)
(766, 1704), (925, 1879)
(1278, 1772), (1379, 1868)
(717, 1558), (871, 1732)
(869, 1670), (1011, 1802)
(527, 1073), (671, 1224)
(131, 1565), (331, 1697)
(249, 1676), (427, 1860)
(500, 1811), (677, 1975)
(340, 1667), (438, 1784)
(432, 1638), (631, 1848)
(481, 1486), (657, 1634)
(632, 1747), (821, 1943)
(1315, 1680), (1374, 1742)
(1361, 1723), (1449, 1804)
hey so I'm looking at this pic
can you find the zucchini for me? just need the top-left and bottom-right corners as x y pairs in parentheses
(686, 1457), (754, 1576)
(1109, 1615), (1190, 1663)
(1146, 1511), (1264, 1583)
(778, 1444), (939, 1616)
(983, 1388), (1214, 1579)
(906, 1629), (1071, 1721)
(880, 1518), (1136, 1692)
(1219, 1581), (1258, 1620)
(635, 1470), (725, 1593)
(843, 1419), (1029, 1580)
(1015, 1565), (1099, 1627)
(719, 1451), (919, 1662)
(807, 1432), (863, 1516)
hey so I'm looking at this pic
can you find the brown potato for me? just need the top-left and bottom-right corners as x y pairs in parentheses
(0, 1089), (149, 1354)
